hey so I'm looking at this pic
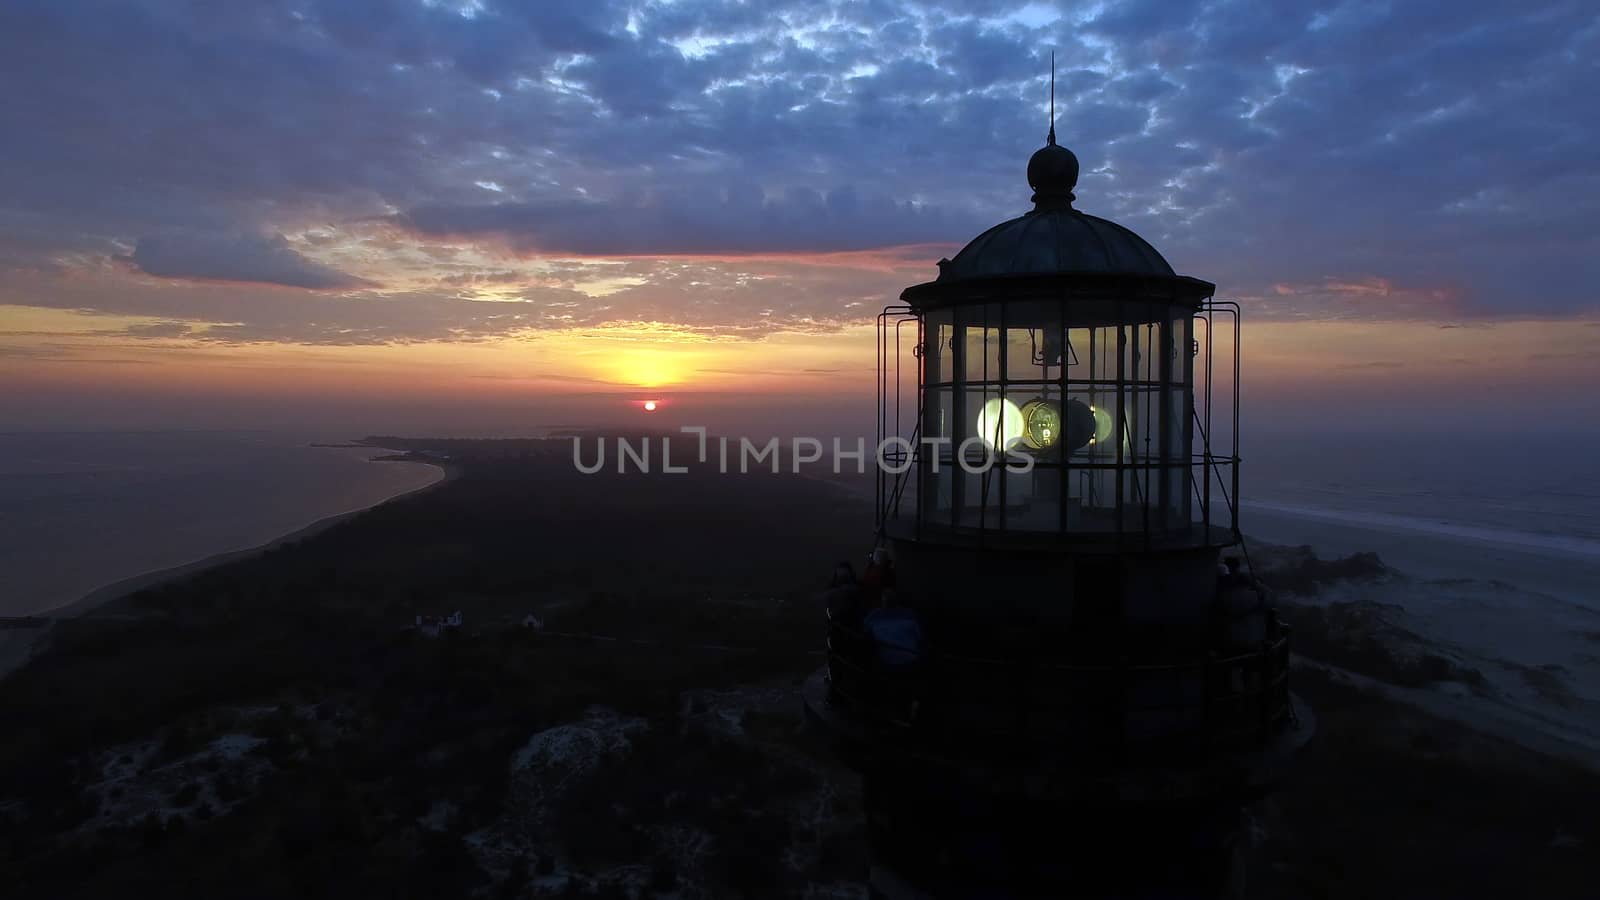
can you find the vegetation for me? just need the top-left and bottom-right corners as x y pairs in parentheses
(1, 438), (1595, 897)
(0, 438), (865, 898)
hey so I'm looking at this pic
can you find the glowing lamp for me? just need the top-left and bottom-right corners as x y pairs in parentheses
(1007, 398), (1104, 453)
(974, 398), (1025, 450)
(1088, 403), (1113, 446)
(1018, 399), (1061, 450)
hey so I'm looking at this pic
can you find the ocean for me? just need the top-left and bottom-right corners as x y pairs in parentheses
(1240, 429), (1600, 609)
(1235, 429), (1600, 761)
(0, 431), (443, 616)
(3, 426), (1598, 758)
(1244, 430), (1600, 546)
(3, 427), (1597, 617)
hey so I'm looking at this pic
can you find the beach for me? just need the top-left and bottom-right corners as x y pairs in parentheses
(0, 457), (451, 679)
(1244, 500), (1600, 605)
(7, 430), (1600, 770)
(0, 434), (451, 678)
(2, 437), (1597, 898)
(1245, 503), (1600, 769)
(0, 433), (448, 617)
(57, 458), (455, 620)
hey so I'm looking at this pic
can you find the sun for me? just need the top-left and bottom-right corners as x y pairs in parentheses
(643, 400), (658, 412)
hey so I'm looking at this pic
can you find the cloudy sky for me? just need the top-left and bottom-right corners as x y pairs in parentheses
(1, 0), (1596, 435)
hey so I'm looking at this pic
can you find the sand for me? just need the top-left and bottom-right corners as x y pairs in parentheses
(0, 458), (455, 680)
(1243, 501), (1600, 606)
(1245, 502), (1600, 770)
(8, 467), (1598, 772)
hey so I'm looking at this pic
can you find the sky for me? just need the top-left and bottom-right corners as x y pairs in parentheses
(1, 0), (1596, 439)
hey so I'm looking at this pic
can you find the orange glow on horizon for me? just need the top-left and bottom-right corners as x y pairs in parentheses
(4, 299), (1597, 433)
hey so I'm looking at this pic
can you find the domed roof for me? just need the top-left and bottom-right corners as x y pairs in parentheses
(937, 207), (1176, 281)
(935, 138), (1176, 282)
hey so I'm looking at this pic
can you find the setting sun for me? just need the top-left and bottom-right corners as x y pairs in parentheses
(643, 400), (658, 412)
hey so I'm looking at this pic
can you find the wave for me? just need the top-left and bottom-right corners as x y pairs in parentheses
(1244, 499), (1600, 561)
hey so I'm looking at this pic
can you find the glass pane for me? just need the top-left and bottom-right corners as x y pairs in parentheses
(964, 326), (1001, 385)
(1170, 314), (1191, 384)
(929, 312), (954, 385)
(1007, 326), (1060, 382)
(904, 301), (1206, 539)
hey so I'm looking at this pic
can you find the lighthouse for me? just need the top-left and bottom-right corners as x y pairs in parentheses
(803, 128), (1312, 898)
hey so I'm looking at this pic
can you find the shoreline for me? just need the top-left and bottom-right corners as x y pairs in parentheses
(10, 455), (1599, 775)
(1, 453), (456, 680)
(26, 448), (457, 624)
(1242, 501), (1600, 610)
(1243, 514), (1600, 772)
(1244, 498), (1600, 562)
(57, 456), (458, 620)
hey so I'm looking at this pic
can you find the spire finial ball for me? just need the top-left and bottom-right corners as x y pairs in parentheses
(1027, 142), (1078, 208)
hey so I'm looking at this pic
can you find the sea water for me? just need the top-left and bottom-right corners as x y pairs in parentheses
(1241, 429), (1600, 608)
(4, 427), (1596, 615)
(0, 431), (442, 616)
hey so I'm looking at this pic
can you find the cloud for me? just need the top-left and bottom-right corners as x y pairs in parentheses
(0, 252), (914, 345)
(0, 0), (1595, 339)
(123, 321), (194, 339)
(0, 342), (156, 364)
(396, 186), (978, 256)
(119, 233), (372, 290)
(1253, 277), (1465, 321)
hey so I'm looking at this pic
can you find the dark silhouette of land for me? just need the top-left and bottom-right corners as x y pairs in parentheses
(0, 436), (1595, 898)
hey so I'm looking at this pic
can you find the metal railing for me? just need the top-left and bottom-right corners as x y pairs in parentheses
(874, 299), (1245, 550)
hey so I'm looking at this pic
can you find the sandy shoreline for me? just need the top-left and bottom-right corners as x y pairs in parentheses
(8, 462), (1598, 773)
(1245, 507), (1600, 772)
(0, 455), (455, 679)
(64, 457), (456, 618)
(1243, 501), (1600, 607)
